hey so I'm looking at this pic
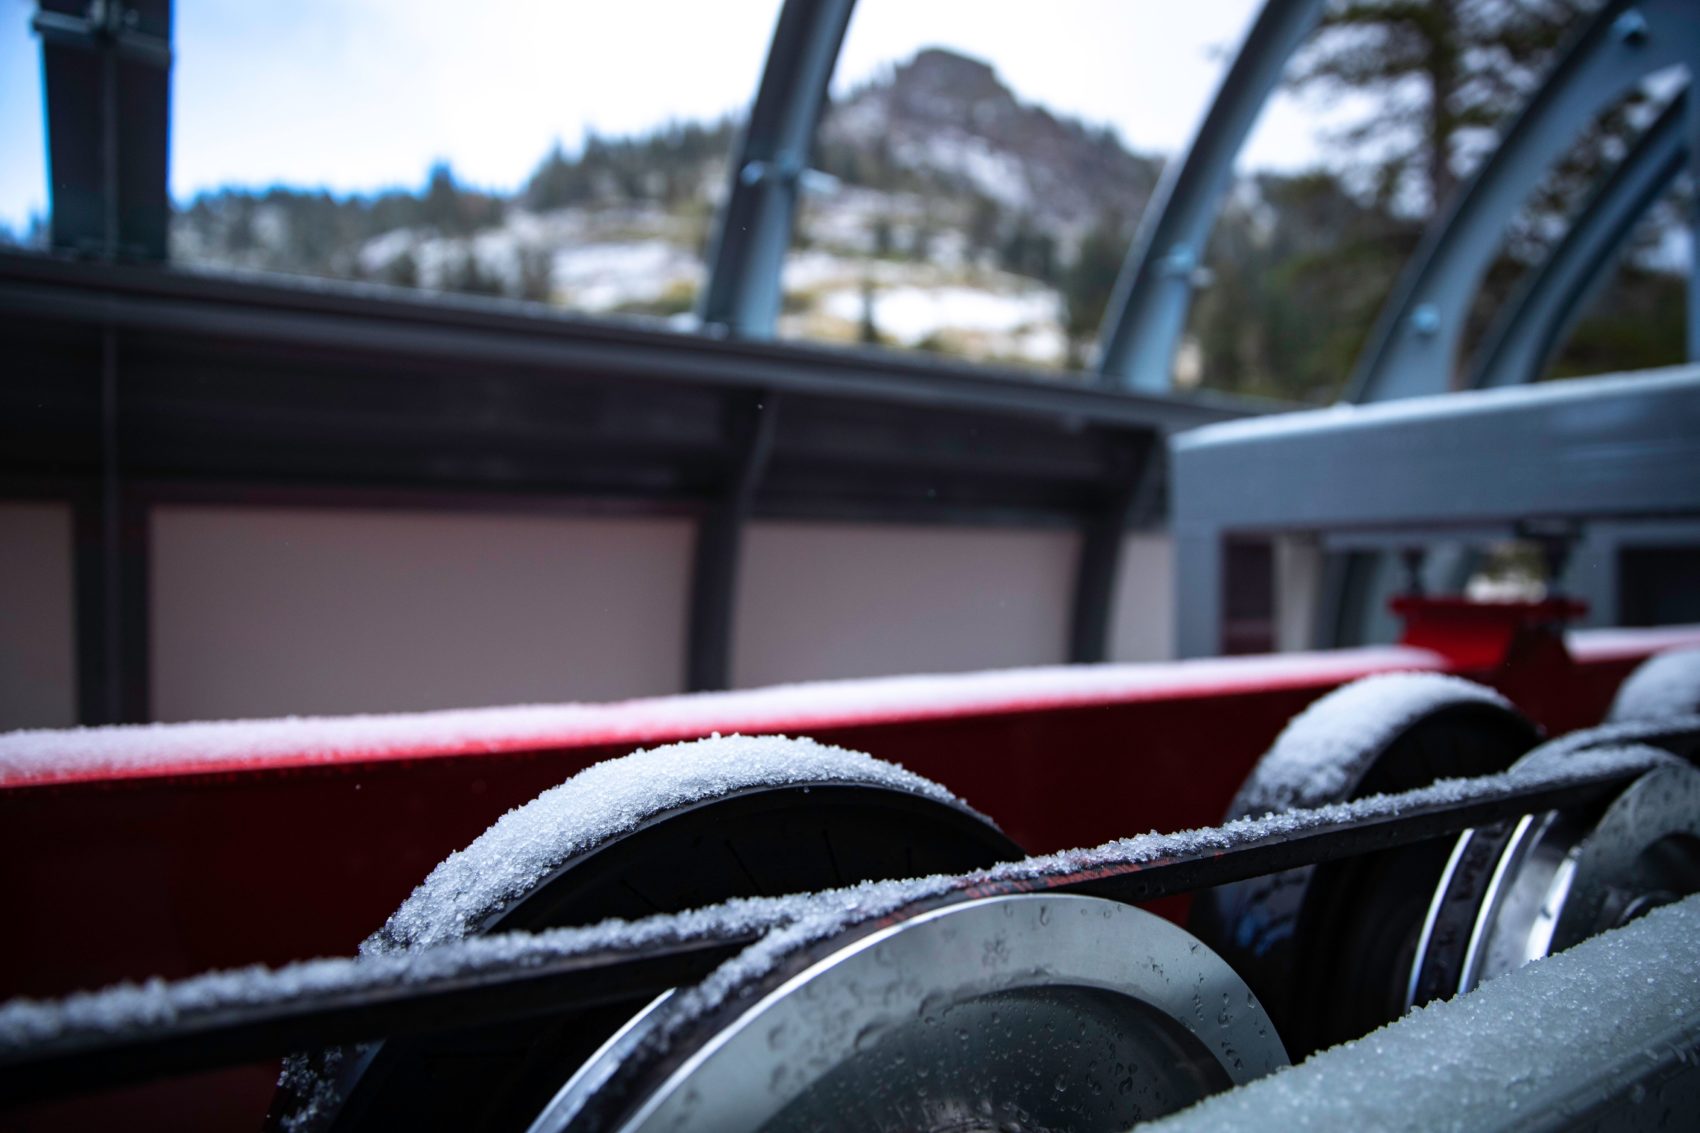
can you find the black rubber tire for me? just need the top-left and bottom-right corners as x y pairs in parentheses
(1608, 646), (1700, 724)
(1189, 674), (1539, 1057)
(270, 746), (1023, 1133)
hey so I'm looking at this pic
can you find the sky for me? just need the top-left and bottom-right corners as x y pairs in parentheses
(0, 0), (1343, 233)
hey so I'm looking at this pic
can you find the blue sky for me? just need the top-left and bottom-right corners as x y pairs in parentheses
(1, 0), (1341, 233)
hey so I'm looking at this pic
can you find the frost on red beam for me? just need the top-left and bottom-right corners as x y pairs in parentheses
(0, 647), (1443, 786)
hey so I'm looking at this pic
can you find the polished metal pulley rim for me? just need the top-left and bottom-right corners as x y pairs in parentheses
(532, 893), (1288, 1133)
(1407, 746), (1700, 1008)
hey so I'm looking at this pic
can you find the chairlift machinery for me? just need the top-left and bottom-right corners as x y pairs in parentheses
(5, 0), (1700, 1129)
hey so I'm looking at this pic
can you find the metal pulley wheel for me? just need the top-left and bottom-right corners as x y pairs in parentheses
(532, 894), (1288, 1133)
(269, 736), (1023, 1132)
(1189, 672), (1539, 1056)
(1407, 744), (1700, 1008)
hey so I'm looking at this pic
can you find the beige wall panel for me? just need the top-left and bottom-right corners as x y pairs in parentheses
(733, 522), (1077, 688)
(0, 502), (76, 730)
(152, 506), (691, 721)
(1109, 532), (1176, 663)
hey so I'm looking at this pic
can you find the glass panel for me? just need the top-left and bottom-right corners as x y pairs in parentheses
(0, 0), (48, 246)
(170, 0), (781, 319)
(779, 0), (1264, 373)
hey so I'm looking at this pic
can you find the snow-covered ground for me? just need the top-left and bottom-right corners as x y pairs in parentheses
(340, 183), (1076, 365)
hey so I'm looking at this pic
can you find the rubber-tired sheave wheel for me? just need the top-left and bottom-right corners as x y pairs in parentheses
(269, 735), (1023, 1133)
(1608, 646), (1700, 725)
(1408, 739), (1700, 1007)
(1189, 672), (1539, 1057)
(530, 895), (1289, 1133)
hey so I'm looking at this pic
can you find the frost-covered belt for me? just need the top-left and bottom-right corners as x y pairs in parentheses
(0, 739), (1681, 1108)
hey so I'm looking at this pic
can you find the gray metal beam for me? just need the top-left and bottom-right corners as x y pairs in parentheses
(1175, 367), (1700, 531)
(1346, 0), (1700, 403)
(1095, 0), (1323, 392)
(1469, 90), (1688, 391)
(0, 252), (1266, 437)
(698, 0), (855, 338)
(1172, 367), (1700, 656)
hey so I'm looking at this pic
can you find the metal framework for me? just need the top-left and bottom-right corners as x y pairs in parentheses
(1094, 0), (1323, 392)
(1171, 368), (1700, 656)
(33, 0), (171, 259)
(22, 0), (1700, 683)
(1468, 88), (1689, 391)
(0, 252), (1254, 718)
(1315, 0), (1699, 648)
(1346, 0), (1700, 403)
(697, 0), (855, 338)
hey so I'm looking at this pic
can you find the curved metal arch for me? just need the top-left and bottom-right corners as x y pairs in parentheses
(1469, 88), (1689, 391)
(698, 0), (856, 338)
(1095, 0), (1324, 392)
(1346, 0), (1699, 403)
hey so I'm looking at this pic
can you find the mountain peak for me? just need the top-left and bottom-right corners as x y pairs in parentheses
(893, 47), (1007, 105)
(820, 47), (1158, 229)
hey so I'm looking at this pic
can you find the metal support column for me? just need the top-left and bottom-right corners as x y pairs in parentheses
(34, 0), (172, 260)
(1068, 434), (1160, 663)
(686, 393), (780, 692)
(698, 0), (856, 338)
(1095, 0), (1323, 391)
(73, 328), (149, 724)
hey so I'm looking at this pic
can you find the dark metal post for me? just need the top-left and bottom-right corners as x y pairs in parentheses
(686, 394), (780, 691)
(74, 328), (149, 724)
(1069, 435), (1159, 663)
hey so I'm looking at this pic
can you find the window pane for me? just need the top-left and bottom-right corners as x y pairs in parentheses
(0, 0), (47, 246)
(170, 0), (781, 320)
(779, 0), (1262, 373)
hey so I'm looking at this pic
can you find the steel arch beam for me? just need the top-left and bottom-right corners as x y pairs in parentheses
(1095, 0), (1323, 392)
(1346, 0), (1700, 404)
(1323, 1), (1697, 652)
(1469, 89), (1688, 391)
(698, 0), (856, 338)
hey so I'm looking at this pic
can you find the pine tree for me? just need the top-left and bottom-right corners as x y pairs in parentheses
(1291, 0), (1593, 217)
(1062, 214), (1129, 365)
